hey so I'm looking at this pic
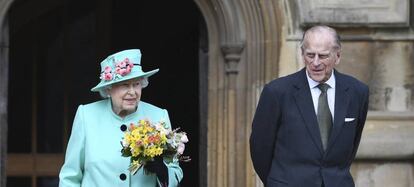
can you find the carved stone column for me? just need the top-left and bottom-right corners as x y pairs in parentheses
(222, 44), (244, 76)
(193, 0), (281, 186)
(221, 43), (244, 187)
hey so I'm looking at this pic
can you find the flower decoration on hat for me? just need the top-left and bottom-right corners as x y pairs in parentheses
(115, 58), (134, 76)
(101, 66), (113, 81)
(100, 58), (135, 81)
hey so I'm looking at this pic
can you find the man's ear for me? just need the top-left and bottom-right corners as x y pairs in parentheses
(335, 51), (341, 65)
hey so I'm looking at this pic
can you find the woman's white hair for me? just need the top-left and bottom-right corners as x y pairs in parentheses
(98, 77), (149, 98)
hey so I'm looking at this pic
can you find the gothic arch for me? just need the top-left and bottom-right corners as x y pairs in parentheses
(193, 0), (280, 186)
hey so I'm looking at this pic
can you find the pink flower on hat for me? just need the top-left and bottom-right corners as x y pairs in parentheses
(118, 68), (128, 76)
(100, 58), (135, 81)
(104, 66), (111, 73)
(100, 66), (113, 81)
(104, 73), (113, 80)
(126, 62), (134, 72)
(118, 61), (127, 68)
(115, 58), (134, 76)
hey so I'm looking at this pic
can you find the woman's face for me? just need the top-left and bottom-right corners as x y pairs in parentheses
(108, 78), (142, 117)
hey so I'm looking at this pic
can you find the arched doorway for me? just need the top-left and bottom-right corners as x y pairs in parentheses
(6, 0), (205, 186)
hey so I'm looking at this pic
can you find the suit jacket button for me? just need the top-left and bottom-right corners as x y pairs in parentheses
(119, 173), (127, 181)
(120, 124), (127, 132)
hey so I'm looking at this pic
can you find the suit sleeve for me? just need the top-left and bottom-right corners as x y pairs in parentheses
(250, 85), (280, 183)
(59, 105), (86, 187)
(161, 109), (184, 187)
(347, 85), (369, 167)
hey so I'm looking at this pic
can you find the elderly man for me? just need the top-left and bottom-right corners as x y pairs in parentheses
(250, 25), (369, 187)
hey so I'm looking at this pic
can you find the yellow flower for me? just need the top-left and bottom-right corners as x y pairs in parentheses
(122, 118), (187, 174)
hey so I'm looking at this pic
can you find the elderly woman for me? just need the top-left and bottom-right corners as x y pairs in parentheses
(59, 49), (183, 187)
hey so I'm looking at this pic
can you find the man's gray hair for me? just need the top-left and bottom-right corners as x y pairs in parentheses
(300, 25), (341, 52)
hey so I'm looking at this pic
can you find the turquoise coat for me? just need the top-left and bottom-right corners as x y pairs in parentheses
(59, 99), (183, 187)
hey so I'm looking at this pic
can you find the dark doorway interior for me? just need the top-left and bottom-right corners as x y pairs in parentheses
(110, 1), (203, 187)
(7, 0), (204, 186)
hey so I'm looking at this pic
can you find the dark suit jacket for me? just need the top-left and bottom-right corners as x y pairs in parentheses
(250, 68), (369, 187)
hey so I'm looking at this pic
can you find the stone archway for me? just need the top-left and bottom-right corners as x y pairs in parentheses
(0, 0), (282, 186)
(193, 0), (281, 186)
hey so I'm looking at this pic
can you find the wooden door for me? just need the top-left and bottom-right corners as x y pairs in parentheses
(6, 0), (100, 186)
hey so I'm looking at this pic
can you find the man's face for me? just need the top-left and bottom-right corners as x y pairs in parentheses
(302, 31), (340, 83)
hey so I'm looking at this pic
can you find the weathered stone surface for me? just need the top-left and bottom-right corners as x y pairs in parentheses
(357, 116), (414, 159)
(295, 0), (409, 27)
(278, 40), (301, 76)
(369, 42), (414, 111)
(337, 41), (414, 112)
(336, 42), (373, 84)
(351, 162), (414, 187)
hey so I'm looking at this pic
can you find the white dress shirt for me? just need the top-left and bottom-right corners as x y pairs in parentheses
(306, 70), (336, 121)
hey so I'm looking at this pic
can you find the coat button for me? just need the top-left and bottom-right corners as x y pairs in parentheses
(120, 124), (127, 132)
(119, 173), (127, 181)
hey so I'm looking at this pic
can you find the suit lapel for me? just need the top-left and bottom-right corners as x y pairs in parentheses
(293, 69), (324, 155)
(326, 70), (350, 152)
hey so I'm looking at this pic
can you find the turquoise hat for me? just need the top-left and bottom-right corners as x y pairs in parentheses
(91, 49), (159, 92)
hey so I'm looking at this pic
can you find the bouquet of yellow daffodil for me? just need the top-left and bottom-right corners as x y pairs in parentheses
(121, 119), (189, 174)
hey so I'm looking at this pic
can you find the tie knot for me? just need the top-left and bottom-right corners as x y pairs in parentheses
(317, 83), (330, 93)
